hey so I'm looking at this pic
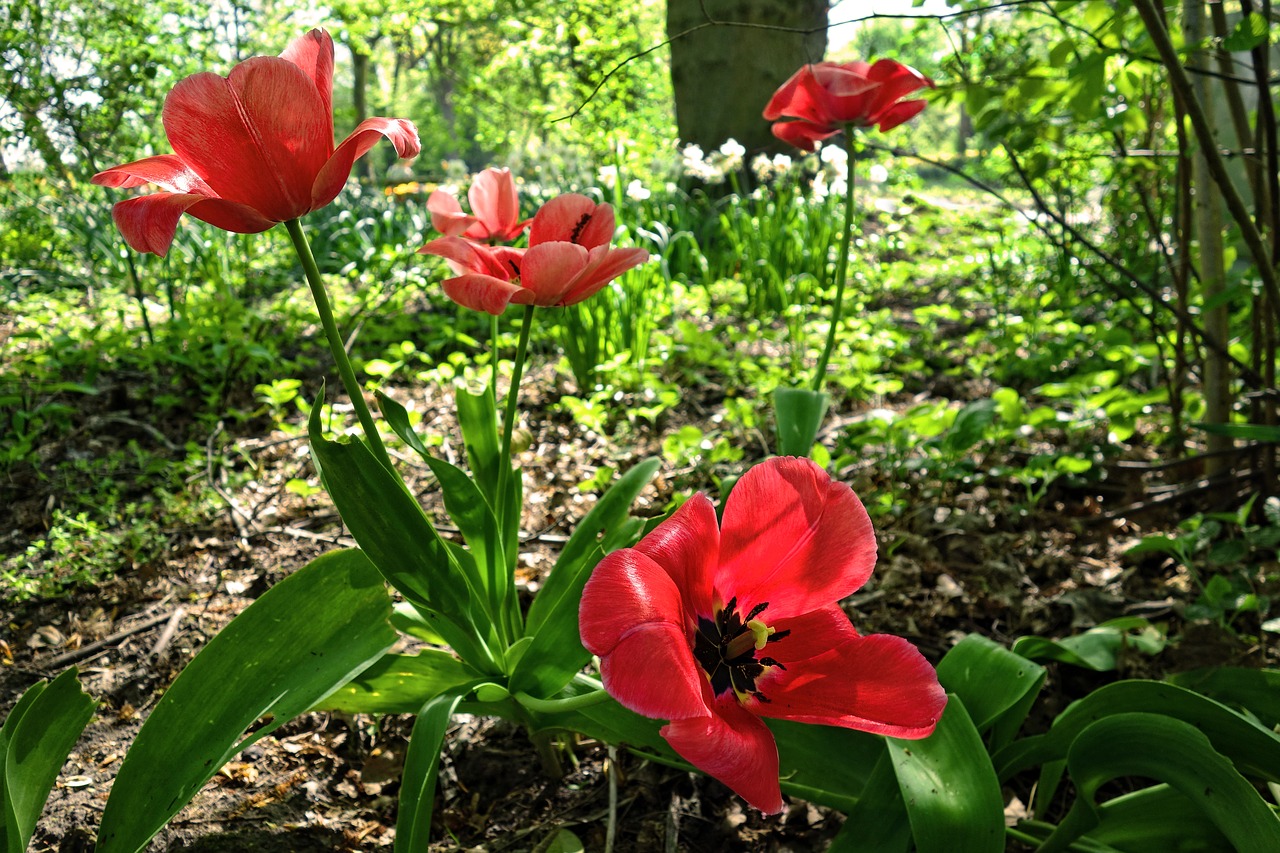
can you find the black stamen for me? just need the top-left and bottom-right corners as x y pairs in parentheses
(745, 601), (769, 621)
(569, 212), (592, 243)
(767, 629), (791, 644)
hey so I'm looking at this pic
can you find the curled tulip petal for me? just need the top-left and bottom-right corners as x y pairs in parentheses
(92, 154), (215, 194)
(111, 193), (273, 257)
(279, 27), (335, 140)
(313, 117), (420, 211)
(662, 699), (784, 814)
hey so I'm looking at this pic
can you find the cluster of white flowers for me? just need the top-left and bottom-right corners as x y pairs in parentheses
(680, 138), (749, 184)
(625, 179), (651, 201)
(749, 152), (794, 182)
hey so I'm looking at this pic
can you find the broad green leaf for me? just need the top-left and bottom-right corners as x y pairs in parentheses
(1011, 618), (1164, 672)
(395, 692), (463, 853)
(1, 668), (95, 853)
(828, 747), (911, 853)
(936, 634), (1045, 746)
(455, 382), (503, 511)
(886, 697), (1004, 853)
(1167, 666), (1280, 728)
(97, 550), (397, 853)
(315, 651), (482, 715)
(308, 402), (497, 670)
(389, 602), (447, 646)
(1087, 784), (1231, 852)
(994, 680), (1280, 784)
(773, 387), (830, 457)
(1037, 713), (1280, 853)
(510, 458), (659, 698)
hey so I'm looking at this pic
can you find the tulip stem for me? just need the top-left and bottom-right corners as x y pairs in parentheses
(514, 689), (611, 714)
(495, 303), (536, 638)
(284, 218), (393, 471)
(811, 131), (859, 394)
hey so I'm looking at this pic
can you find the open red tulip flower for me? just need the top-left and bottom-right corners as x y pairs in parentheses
(427, 167), (529, 243)
(91, 29), (420, 256)
(579, 456), (947, 814)
(420, 193), (649, 315)
(764, 60), (935, 152)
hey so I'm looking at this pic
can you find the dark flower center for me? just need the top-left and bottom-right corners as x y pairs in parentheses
(692, 597), (789, 702)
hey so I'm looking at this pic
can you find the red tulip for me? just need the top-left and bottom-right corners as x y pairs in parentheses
(427, 167), (529, 243)
(579, 457), (946, 813)
(419, 194), (648, 315)
(91, 29), (420, 256)
(763, 60), (935, 152)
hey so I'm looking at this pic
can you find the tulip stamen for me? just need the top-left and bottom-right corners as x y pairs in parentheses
(692, 598), (785, 702)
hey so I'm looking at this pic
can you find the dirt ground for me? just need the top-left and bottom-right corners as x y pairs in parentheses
(4, 354), (1276, 852)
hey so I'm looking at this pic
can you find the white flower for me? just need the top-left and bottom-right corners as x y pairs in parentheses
(625, 179), (651, 201)
(597, 164), (619, 189)
(771, 153), (793, 171)
(718, 138), (746, 169)
(750, 153), (774, 181)
(820, 144), (848, 167)
(867, 163), (890, 184)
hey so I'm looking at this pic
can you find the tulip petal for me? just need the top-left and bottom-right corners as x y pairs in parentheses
(164, 58), (331, 221)
(873, 99), (929, 132)
(634, 492), (719, 618)
(716, 457), (876, 619)
(91, 154), (214, 194)
(419, 236), (519, 279)
(110, 192), (273, 257)
(528, 194), (614, 249)
(427, 190), (478, 238)
(558, 246), (650, 306)
(751, 613), (947, 738)
(518, 241), (589, 306)
(442, 273), (526, 315)
(467, 167), (524, 241)
(770, 120), (838, 152)
(598, 625), (708, 722)
(662, 698), (784, 814)
(279, 28), (335, 145)
(312, 116), (420, 211)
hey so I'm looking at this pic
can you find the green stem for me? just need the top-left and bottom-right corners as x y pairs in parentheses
(490, 312), (500, 405)
(811, 131), (859, 393)
(514, 689), (612, 714)
(495, 304), (536, 639)
(284, 218), (393, 471)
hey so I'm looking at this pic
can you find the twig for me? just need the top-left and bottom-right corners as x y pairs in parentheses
(39, 610), (176, 670)
(147, 607), (187, 659)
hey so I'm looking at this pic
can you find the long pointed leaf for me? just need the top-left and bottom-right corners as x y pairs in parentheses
(1, 668), (94, 853)
(395, 692), (463, 853)
(885, 697), (1004, 853)
(96, 550), (397, 853)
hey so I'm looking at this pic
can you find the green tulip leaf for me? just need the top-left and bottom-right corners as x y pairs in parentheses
(1036, 713), (1280, 853)
(395, 692), (464, 853)
(309, 401), (496, 670)
(1011, 618), (1164, 672)
(937, 634), (1045, 748)
(511, 458), (659, 697)
(1167, 666), (1280, 728)
(1, 668), (95, 853)
(377, 391), (506, 600)
(97, 550), (397, 853)
(886, 696), (1005, 853)
(827, 747), (912, 853)
(774, 387), (830, 457)
(1086, 784), (1231, 852)
(994, 679), (1280, 785)
(315, 650), (482, 715)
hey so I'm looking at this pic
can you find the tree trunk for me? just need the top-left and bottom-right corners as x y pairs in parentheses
(666, 0), (827, 159)
(351, 49), (378, 183)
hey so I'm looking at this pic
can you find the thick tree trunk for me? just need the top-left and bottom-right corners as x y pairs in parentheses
(666, 0), (827, 158)
(351, 49), (378, 183)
